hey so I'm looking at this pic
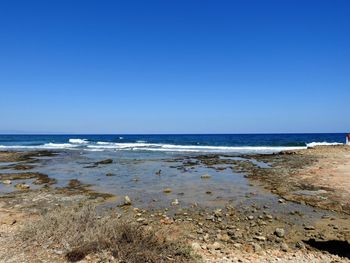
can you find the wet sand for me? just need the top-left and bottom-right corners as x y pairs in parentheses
(0, 147), (349, 262)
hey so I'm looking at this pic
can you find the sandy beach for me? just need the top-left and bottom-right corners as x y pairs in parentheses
(0, 146), (349, 262)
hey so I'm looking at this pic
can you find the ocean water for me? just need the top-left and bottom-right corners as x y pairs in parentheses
(0, 133), (346, 154)
(0, 133), (346, 212)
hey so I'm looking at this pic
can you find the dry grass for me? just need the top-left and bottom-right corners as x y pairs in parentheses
(20, 205), (196, 263)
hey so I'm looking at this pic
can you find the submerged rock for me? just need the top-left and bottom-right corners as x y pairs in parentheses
(95, 159), (113, 165)
(201, 174), (211, 179)
(15, 183), (30, 190)
(2, 180), (12, 185)
(163, 188), (172, 193)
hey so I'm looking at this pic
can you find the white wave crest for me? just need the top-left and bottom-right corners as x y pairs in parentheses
(0, 143), (79, 150)
(306, 142), (343, 148)
(87, 142), (306, 154)
(69, 138), (88, 144)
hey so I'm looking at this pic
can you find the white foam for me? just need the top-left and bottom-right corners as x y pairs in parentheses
(69, 138), (88, 144)
(306, 142), (343, 148)
(86, 142), (306, 154)
(0, 143), (79, 150)
(97, 141), (111, 145)
(1, 141), (342, 154)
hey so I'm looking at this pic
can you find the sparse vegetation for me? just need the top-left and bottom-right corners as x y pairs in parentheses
(20, 205), (196, 263)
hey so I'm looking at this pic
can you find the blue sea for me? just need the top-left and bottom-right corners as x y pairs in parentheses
(0, 133), (346, 154)
(0, 133), (347, 211)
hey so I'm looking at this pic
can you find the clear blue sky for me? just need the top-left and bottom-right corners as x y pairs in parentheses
(0, 0), (349, 134)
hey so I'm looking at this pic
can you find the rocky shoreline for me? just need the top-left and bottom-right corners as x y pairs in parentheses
(0, 148), (349, 262)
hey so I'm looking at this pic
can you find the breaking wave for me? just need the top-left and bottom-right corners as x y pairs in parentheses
(0, 143), (79, 149)
(69, 138), (88, 144)
(0, 140), (344, 154)
(306, 142), (343, 148)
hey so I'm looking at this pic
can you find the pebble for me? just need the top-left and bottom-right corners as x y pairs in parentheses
(304, 225), (315, 230)
(281, 242), (289, 252)
(210, 241), (222, 250)
(274, 228), (285, 238)
(254, 235), (266, 241)
(191, 242), (201, 251)
(295, 241), (305, 249)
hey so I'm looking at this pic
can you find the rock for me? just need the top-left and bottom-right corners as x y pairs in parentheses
(219, 234), (230, 242)
(124, 196), (132, 206)
(210, 241), (222, 250)
(247, 215), (254, 220)
(281, 242), (289, 252)
(295, 241), (305, 249)
(0, 216), (16, 225)
(214, 209), (222, 217)
(278, 199), (285, 203)
(106, 173), (115, 176)
(191, 242), (201, 251)
(2, 180), (12, 185)
(171, 199), (179, 206)
(252, 243), (262, 252)
(304, 225), (315, 230)
(275, 228), (285, 238)
(136, 217), (145, 222)
(163, 188), (172, 193)
(95, 159), (113, 165)
(15, 183), (30, 190)
(201, 174), (211, 179)
(265, 214), (273, 220)
(233, 243), (241, 248)
(254, 235), (266, 241)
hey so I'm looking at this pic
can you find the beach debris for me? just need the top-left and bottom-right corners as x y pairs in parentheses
(163, 188), (172, 193)
(2, 179), (12, 185)
(95, 159), (113, 165)
(155, 169), (162, 175)
(106, 173), (115, 176)
(201, 174), (211, 179)
(15, 183), (30, 190)
(274, 228), (285, 238)
(124, 195), (132, 206)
